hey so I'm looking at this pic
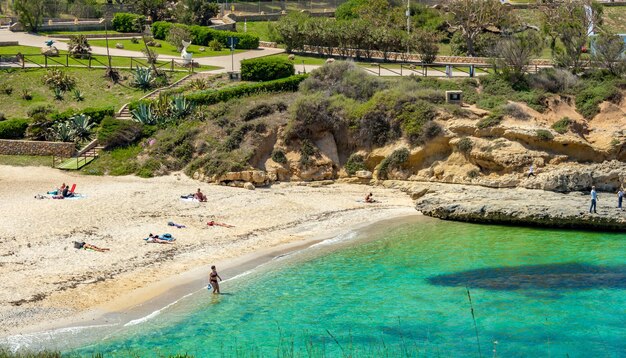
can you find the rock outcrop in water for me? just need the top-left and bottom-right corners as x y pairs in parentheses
(383, 181), (626, 231)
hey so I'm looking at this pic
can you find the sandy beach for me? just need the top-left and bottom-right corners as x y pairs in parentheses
(0, 165), (417, 338)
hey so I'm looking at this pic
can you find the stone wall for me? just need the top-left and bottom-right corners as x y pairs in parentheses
(0, 140), (75, 157)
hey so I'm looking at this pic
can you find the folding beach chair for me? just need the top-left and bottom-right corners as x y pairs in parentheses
(69, 184), (76, 194)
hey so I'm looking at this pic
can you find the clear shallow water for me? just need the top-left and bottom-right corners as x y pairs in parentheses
(67, 216), (625, 357)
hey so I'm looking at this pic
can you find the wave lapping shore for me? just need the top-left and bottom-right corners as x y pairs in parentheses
(384, 181), (626, 230)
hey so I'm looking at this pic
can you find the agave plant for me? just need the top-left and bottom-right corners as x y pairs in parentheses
(68, 34), (91, 59)
(153, 93), (171, 120)
(53, 87), (64, 101)
(170, 95), (193, 119)
(131, 103), (157, 125)
(132, 67), (154, 91)
(70, 114), (94, 141)
(51, 121), (76, 142)
(72, 89), (84, 101)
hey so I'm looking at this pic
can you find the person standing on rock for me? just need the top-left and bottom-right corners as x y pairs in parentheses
(590, 186), (598, 214)
(618, 189), (623, 210)
(528, 164), (535, 178)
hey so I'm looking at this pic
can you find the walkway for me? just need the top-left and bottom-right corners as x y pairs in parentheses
(0, 29), (285, 73)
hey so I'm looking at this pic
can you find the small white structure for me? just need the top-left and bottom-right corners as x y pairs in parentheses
(181, 40), (192, 65)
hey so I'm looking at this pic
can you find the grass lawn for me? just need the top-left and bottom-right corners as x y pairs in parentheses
(263, 53), (327, 65)
(0, 155), (53, 167)
(0, 67), (187, 119)
(235, 21), (276, 42)
(88, 38), (245, 58)
(0, 45), (219, 71)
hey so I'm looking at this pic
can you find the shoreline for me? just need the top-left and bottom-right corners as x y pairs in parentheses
(3, 210), (421, 352)
(0, 165), (418, 345)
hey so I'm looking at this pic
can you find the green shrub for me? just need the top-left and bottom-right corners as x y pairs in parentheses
(536, 129), (554, 141)
(185, 75), (307, 106)
(514, 90), (547, 113)
(501, 103), (531, 120)
(0, 118), (29, 139)
(137, 158), (162, 178)
(378, 148), (409, 179)
(457, 137), (473, 153)
(208, 39), (223, 51)
(345, 153), (366, 175)
(299, 139), (317, 166)
(575, 81), (622, 119)
(152, 22), (259, 49)
(97, 117), (143, 149)
(51, 107), (114, 125)
(111, 12), (145, 33)
(241, 57), (295, 82)
(301, 61), (384, 101)
(552, 117), (572, 134)
(476, 95), (507, 110)
(397, 100), (437, 144)
(271, 149), (287, 164)
(42, 69), (76, 91)
(152, 21), (172, 40)
(222, 123), (253, 151)
(477, 112), (503, 129)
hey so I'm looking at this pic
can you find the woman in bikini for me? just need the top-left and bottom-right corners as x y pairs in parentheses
(209, 265), (222, 294)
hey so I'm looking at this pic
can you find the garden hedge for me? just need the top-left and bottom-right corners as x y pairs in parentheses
(129, 75), (307, 111)
(186, 74), (307, 105)
(51, 107), (115, 125)
(98, 117), (143, 149)
(241, 57), (295, 82)
(0, 118), (30, 139)
(112, 13), (145, 33)
(151, 21), (259, 49)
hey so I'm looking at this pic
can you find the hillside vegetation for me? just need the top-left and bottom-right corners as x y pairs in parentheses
(87, 60), (626, 192)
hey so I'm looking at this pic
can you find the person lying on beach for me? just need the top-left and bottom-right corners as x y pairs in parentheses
(145, 233), (175, 244)
(47, 183), (66, 196)
(194, 188), (207, 202)
(207, 221), (234, 228)
(168, 221), (186, 229)
(74, 241), (109, 252)
(146, 234), (174, 244)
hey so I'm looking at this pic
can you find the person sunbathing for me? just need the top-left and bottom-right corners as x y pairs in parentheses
(62, 185), (74, 198)
(365, 192), (375, 203)
(207, 220), (234, 228)
(74, 241), (109, 252)
(146, 233), (175, 244)
(194, 188), (207, 202)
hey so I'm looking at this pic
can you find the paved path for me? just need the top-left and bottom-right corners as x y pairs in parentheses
(0, 29), (285, 72)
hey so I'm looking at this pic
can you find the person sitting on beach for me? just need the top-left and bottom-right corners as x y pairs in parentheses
(146, 233), (175, 244)
(207, 220), (234, 228)
(365, 192), (375, 203)
(62, 185), (73, 198)
(194, 188), (207, 202)
(74, 241), (109, 252)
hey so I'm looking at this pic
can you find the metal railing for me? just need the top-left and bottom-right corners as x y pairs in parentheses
(0, 53), (197, 73)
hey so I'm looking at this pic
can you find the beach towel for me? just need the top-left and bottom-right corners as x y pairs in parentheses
(180, 197), (199, 203)
(168, 221), (186, 229)
(47, 190), (58, 195)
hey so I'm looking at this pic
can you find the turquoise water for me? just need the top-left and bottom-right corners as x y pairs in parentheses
(69, 217), (625, 357)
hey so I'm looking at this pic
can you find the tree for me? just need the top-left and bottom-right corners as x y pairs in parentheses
(13, 0), (46, 32)
(126, 0), (167, 21)
(592, 32), (626, 76)
(275, 12), (309, 53)
(539, 0), (603, 73)
(175, 0), (219, 26)
(447, 0), (513, 56)
(166, 25), (192, 52)
(411, 29), (440, 64)
(492, 31), (543, 86)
